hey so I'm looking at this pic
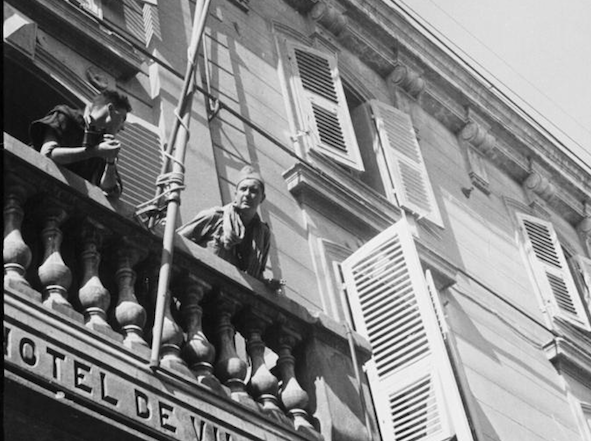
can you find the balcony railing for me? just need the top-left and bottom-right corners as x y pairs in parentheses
(4, 134), (374, 441)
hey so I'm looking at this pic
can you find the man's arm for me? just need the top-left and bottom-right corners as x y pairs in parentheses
(99, 160), (122, 197)
(40, 131), (120, 165)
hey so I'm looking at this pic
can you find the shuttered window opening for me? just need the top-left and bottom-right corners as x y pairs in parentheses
(369, 100), (442, 227)
(117, 117), (163, 208)
(287, 41), (364, 171)
(518, 213), (590, 329)
(342, 219), (473, 441)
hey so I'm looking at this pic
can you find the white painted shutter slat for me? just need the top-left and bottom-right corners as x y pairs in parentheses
(518, 214), (589, 328)
(370, 100), (442, 226)
(343, 220), (471, 441)
(117, 116), (163, 208)
(288, 42), (364, 171)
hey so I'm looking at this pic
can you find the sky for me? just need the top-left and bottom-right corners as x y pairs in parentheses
(385, 0), (591, 170)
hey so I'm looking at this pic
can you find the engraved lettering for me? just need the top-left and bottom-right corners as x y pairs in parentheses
(159, 401), (177, 433)
(202, 422), (216, 440)
(19, 337), (37, 366)
(191, 415), (205, 440)
(73, 360), (93, 394)
(100, 372), (119, 406)
(135, 389), (151, 419)
(4, 326), (11, 356)
(47, 347), (66, 380)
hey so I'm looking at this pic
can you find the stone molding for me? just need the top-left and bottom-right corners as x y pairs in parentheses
(296, 0), (590, 226)
(6, 0), (143, 79)
(283, 157), (402, 238)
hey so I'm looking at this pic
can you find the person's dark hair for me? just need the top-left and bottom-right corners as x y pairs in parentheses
(92, 89), (132, 113)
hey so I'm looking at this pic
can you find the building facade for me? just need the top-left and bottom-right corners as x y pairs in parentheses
(4, 1), (591, 441)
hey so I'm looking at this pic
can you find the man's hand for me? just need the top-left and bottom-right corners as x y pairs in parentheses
(264, 278), (286, 292)
(95, 134), (121, 160)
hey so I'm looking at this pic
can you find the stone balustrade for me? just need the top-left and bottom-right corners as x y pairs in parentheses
(4, 135), (374, 441)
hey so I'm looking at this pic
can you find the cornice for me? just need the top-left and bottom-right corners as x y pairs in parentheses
(544, 337), (591, 382)
(8, 0), (143, 79)
(291, 0), (590, 226)
(282, 157), (402, 238)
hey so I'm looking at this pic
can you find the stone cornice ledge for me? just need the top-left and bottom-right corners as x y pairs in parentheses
(9, 0), (143, 79)
(293, 0), (590, 224)
(283, 158), (402, 238)
(544, 336), (591, 382)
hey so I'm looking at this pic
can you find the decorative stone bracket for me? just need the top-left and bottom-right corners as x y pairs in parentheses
(309, 1), (397, 76)
(522, 160), (556, 217)
(458, 113), (496, 196)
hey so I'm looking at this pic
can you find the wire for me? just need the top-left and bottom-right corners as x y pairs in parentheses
(423, 0), (591, 140)
(385, 0), (591, 171)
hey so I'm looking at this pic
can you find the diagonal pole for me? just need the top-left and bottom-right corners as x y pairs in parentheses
(150, 0), (212, 369)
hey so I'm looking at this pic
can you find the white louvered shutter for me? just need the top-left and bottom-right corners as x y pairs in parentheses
(342, 220), (471, 441)
(518, 213), (590, 328)
(287, 42), (364, 171)
(117, 115), (163, 208)
(370, 100), (442, 226)
(574, 255), (591, 310)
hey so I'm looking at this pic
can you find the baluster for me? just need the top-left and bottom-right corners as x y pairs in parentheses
(180, 275), (217, 378)
(115, 239), (148, 349)
(277, 331), (319, 435)
(78, 221), (112, 333)
(38, 205), (72, 311)
(3, 181), (33, 288)
(159, 287), (193, 376)
(244, 312), (283, 417)
(214, 294), (249, 402)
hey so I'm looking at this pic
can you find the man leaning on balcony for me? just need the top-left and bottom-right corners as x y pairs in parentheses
(29, 89), (132, 198)
(178, 165), (283, 290)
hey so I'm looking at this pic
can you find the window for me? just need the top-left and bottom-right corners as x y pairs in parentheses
(286, 41), (364, 171)
(341, 219), (472, 441)
(517, 213), (590, 329)
(351, 100), (443, 226)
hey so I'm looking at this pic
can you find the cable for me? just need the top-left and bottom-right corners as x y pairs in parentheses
(384, 0), (591, 171)
(423, 0), (591, 141)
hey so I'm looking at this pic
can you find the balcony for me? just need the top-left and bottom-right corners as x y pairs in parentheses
(3, 134), (374, 441)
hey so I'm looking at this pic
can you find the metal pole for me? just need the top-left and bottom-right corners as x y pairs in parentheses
(149, 0), (212, 369)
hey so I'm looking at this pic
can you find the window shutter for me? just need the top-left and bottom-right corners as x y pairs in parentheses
(123, 0), (146, 43)
(117, 115), (163, 208)
(369, 100), (442, 226)
(342, 220), (471, 441)
(518, 213), (590, 328)
(73, 0), (103, 17)
(287, 42), (364, 171)
(574, 255), (591, 309)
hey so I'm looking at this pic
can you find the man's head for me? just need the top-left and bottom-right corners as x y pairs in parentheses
(86, 89), (132, 134)
(234, 165), (265, 218)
